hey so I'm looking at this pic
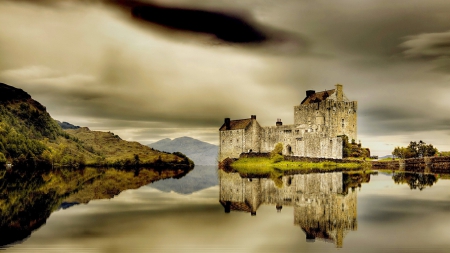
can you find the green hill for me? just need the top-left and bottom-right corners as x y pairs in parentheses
(0, 83), (192, 169)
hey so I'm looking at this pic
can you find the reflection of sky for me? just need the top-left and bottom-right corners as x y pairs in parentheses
(6, 174), (450, 253)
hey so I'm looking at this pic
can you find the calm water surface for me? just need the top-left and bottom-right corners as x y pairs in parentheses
(2, 166), (450, 253)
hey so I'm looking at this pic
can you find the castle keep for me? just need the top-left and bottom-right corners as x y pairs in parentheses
(219, 84), (357, 160)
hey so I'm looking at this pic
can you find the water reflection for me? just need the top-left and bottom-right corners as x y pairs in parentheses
(0, 166), (192, 248)
(219, 170), (372, 248)
(392, 172), (438, 190)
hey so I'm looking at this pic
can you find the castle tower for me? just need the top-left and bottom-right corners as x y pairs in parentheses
(219, 84), (357, 160)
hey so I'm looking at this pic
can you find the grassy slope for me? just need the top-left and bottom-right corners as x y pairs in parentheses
(230, 157), (366, 175)
(65, 128), (187, 166)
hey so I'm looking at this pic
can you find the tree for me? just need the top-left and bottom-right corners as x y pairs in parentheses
(41, 149), (53, 168)
(270, 143), (284, 163)
(134, 154), (140, 167)
(271, 143), (283, 157)
(0, 152), (6, 164)
(392, 140), (438, 159)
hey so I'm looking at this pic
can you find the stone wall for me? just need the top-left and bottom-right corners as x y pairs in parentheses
(257, 125), (343, 159)
(294, 100), (357, 142)
(371, 157), (450, 172)
(219, 129), (245, 161)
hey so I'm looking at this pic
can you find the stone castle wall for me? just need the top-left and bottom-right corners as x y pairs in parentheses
(294, 100), (357, 142)
(219, 129), (245, 160)
(258, 125), (343, 159)
(219, 85), (356, 160)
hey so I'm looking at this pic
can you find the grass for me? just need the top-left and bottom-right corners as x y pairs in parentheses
(65, 128), (192, 167)
(230, 157), (366, 175)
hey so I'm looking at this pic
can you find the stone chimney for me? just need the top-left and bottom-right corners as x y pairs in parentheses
(335, 84), (343, 102)
(276, 118), (283, 126)
(306, 90), (315, 97)
(251, 115), (256, 120)
(224, 118), (231, 130)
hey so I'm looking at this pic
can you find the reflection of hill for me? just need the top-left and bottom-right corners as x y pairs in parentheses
(0, 166), (191, 247)
(63, 167), (192, 203)
(150, 165), (218, 194)
(0, 168), (102, 247)
(219, 170), (372, 248)
(392, 172), (438, 190)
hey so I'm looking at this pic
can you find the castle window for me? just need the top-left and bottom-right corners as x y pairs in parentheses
(342, 119), (344, 127)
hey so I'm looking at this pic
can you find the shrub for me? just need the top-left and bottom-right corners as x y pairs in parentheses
(270, 143), (283, 158)
(271, 154), (284, 163)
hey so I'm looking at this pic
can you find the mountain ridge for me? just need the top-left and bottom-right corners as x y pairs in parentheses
(149, 136), (218, 165)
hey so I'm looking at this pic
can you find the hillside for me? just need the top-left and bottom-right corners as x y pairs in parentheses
(149, 136), (218, 165)
(66, 128), (193, 167)
(0, 83), (192, 169)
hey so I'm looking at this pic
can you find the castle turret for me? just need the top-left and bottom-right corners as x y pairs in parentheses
(335, 84), (343, 102)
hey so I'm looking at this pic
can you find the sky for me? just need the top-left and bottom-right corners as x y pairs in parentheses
(1, 0), (450, 155)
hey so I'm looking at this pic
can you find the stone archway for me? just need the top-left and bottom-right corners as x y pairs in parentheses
(286, 145), (292, 155)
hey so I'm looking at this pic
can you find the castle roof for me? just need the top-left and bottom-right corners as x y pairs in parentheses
(219, 118), (252, 131)
(219, 200), (253, 213)
(301, 89), (335, 105)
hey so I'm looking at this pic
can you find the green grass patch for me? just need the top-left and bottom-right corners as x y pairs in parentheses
(378, 157), (399, 161)
(231, 157), (365, 175)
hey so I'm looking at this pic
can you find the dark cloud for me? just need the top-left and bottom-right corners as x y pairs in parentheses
(400, 30), (450, 72)
(130, 3), (266, 43)
(401, 30), (450, 59)
(109, 0), (306, 46)
(359, 105), (450, 136)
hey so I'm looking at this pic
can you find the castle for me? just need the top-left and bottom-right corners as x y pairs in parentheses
(219, 84), (357, 160)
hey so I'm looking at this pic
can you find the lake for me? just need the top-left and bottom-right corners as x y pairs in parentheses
(1, 166), (450, 253)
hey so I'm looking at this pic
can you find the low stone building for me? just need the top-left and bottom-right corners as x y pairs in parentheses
(219, 84), (357, 160)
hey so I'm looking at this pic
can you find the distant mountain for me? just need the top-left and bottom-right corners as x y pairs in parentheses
(148, 136), (218, 165)
(57, 121), (80, 129)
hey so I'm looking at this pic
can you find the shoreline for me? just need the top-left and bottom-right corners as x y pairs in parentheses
(220, 154), (450, 175)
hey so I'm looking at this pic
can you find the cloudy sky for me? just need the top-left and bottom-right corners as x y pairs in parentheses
(1, 0), (450, 155)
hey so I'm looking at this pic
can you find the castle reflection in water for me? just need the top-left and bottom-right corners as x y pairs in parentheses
(219, 170), (372, 248)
